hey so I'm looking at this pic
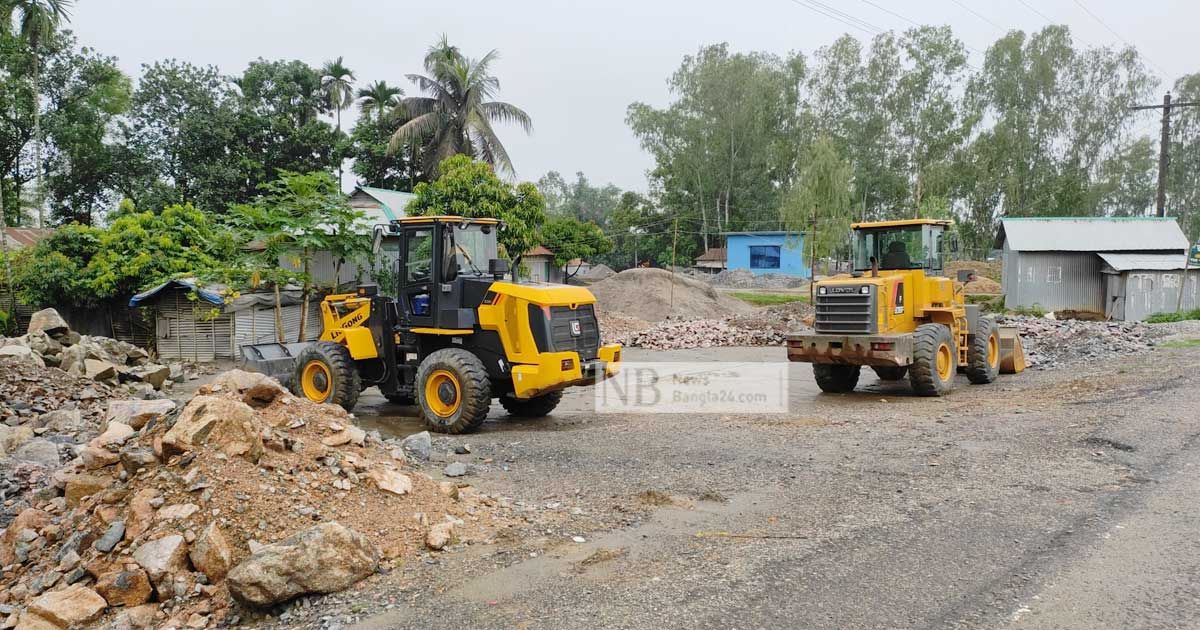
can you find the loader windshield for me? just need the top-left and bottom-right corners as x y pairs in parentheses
(853, 224), (943, 272)
(448, 223), (499, 276)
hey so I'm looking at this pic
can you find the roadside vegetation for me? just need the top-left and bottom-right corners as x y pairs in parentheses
(730, 292), (810, 306)
(1145, 309), (1200, 323)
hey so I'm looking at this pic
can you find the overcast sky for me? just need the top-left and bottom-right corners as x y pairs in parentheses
(70, 0), (1192, 193)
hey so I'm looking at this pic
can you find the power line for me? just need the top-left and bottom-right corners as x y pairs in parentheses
(857, 0), (985, 58)
(947, 0), (1006, 34)
(782, 0), (881, 36)
(1068, 0), (1170, 79)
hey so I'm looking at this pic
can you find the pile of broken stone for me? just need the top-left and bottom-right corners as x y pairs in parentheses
(0, 367), (508, 630)
(0, 309), (177, 395)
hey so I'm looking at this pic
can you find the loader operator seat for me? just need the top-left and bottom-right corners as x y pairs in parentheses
(882, 240), (911, 270)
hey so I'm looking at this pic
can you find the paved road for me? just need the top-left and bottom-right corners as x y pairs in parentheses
(329, 344), (1200, 630)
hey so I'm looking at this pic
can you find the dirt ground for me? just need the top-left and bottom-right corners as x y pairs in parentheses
(212, 339), (1200, 630)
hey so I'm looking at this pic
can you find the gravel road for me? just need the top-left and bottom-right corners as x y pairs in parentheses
(259, 342), (1200, 630)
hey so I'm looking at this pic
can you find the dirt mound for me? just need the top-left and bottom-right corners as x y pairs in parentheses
(0, 371), (513, 628)
(606, 301), (814, 350)
(946, 260), (1001, 282)
(963, 275), (1002, 295)
(578, 263), (616, 284)
(710, 269), (807, 289)
(590, 268), (752, 322)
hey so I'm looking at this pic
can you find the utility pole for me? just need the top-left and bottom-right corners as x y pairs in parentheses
(669, 219), (678, 314)
(1131, 93), (1200, 217)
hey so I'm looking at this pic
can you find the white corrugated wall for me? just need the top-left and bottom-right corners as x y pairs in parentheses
(1007, 252), (1104, 314)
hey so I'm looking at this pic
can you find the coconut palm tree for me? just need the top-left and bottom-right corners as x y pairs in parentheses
(357, 80), (403, 121)
(390, 36), (532, 177)
(320, 56), (355, 187)
(5, 0), (72, 228)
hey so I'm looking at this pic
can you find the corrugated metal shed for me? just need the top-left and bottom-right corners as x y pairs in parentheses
(996, 218), (1188, 252)
(1098, 252), (1191, 271)
(1006, 252), (1105, 313)
(350, 186), (415, 224)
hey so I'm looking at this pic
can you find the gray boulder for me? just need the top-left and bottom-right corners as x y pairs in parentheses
(26, 308), (69, 336)
(226, 522), (379, 607)
(400, 431), (432, 462)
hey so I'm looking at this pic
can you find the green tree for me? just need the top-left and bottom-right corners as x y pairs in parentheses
(540, 215), (613, 281)
(594, 192), (678, 270)
(779, 137), (853, 271)
(319, 56), (355, 187)
(1168, 73), (1200, 238)
(228, 171), (367, 340)
(407, 155), (546, 276)
(3, 0), (71, 228)
(536, 171), (623, 225)
(627, 43), (804, 253)
(357, 80), (402, 121)
(391, 36), (532, 177)
(349, 111), (420, 190)
(15, 203), (238, 308)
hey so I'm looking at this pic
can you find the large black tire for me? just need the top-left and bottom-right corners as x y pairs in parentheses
(813, 364), (861, 393)
(909, 323), (956, 397)
(967, 317), (1001, 384)
(416, 348), (491, 434)
(872, 366), (909, 381)
(500, 391), (564, 418)
(293, 342), (361, 411)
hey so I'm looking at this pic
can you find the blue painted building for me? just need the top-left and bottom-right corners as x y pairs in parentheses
(723, 231), (809, 277)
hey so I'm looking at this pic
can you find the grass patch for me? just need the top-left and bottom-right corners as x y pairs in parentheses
(731, 292), (810, 306)
(1008, 304), (1047, 318)
(1144, 309), (1200, 323)
(1159, 338), (1200, 349)
(966, 294), (1005, 313)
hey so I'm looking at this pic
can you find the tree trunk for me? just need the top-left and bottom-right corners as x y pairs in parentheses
(333, 258), (343, 292)
(298, 259), (311, 343)
(336, 107), (343, 190)
(273, 282), (285, 344)
(0, 175), (17, 314)
(32, 53), (43, 228)
(511, 255), (522, 282)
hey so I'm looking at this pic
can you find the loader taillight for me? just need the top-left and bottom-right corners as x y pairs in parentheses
(871, 342), (894, 351)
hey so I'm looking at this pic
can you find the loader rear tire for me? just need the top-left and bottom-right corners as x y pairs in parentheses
(293, 342), (361, 411)
(500, 391), (564, 418)
(872, 366), (908, 381)
(909, 323), (956, 397)
(416, 348), (491, 434)
(814, 364), (861, 393)
(967, 317), (1001, 384)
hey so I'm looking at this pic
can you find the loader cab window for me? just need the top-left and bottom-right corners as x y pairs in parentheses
(446, 223), (499, 277)
(405, 229), (434, 282)
(854, 224), (945, 272)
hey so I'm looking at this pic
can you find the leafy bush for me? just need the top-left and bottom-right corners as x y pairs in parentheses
(1144, 309), (1200, 324)
(1008, 304), (1046, 318)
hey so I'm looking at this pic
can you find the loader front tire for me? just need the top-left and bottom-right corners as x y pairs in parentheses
(814, 364), (861, 393)
(967, 317), (1001, 384)
(500, 391), (564, 418)
(909, 323), (956, 396)
(293, 342), (361, 411)
(417, 348), (491, 434)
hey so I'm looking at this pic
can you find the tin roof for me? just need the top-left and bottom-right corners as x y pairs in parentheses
(1098, 252), (1193, 271)
(695, 247), (727, 262)
(524, 245), (554, 257)
(852, 218), (951, 229)
(997, 217), (1189, 252)
(350, 186), (416, 222)
(1, 228), (53, 250)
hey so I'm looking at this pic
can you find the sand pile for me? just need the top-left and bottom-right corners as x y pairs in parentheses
(590, 268), (752, 322)
(577, 263), (616, 284)
(0, 371), (511, 629)
(963, 275), (1002, 294)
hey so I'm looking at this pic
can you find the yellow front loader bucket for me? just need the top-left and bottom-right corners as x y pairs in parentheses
(998, 326), (1025, 374)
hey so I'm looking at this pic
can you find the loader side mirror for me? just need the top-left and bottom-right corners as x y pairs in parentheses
(489, 258), (510, 280)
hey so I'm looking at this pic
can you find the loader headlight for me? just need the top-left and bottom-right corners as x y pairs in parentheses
(818, 286), (827, 295)
(860, 285), (871, 294)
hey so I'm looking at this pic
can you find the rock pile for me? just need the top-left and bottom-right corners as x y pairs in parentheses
(606, 302), (814, 350)
(997, 315), (1160, 368)
(576, 263), (616, 284)
(0, 370), (510, 629)
(710, 269), (807, 289)
(1, 309), (176, 396)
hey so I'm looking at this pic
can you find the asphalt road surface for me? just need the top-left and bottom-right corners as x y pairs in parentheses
(311, 343), (1200, 630)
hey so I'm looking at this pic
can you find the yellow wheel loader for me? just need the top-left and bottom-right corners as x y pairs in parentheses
(786, 219), (1023, 396)
(242, 216), (622, 433)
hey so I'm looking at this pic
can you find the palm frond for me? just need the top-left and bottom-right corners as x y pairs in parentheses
(389, 112), (440, 153)
(480, 101), (533, 134)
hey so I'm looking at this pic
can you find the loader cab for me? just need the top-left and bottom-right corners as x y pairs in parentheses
(394, 216), (503, 330)
(851, 219), (950, 275)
